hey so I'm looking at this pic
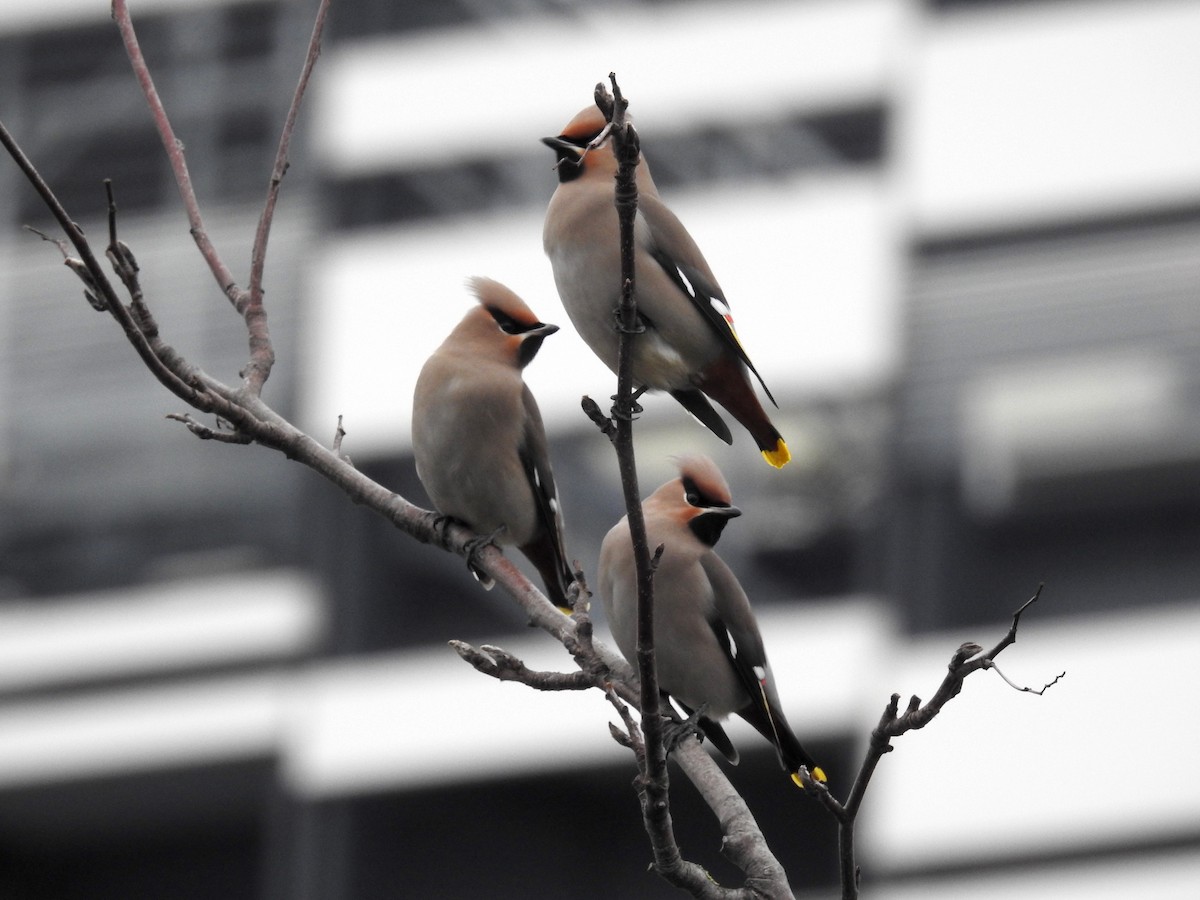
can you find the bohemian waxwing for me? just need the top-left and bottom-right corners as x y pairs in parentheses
(542, 104), (790, 469)
(597, 455), (825, 785)
(413, 277), (575, 612)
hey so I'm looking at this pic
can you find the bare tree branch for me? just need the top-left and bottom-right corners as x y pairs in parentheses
(1, 118), (208, 408)
(111, 0), (239, 306)
(240, 0), (332, 395)
(25, 225), (106, 311)
(593, 72), (698, 890)
(580, 75), (795, 900)
(990, 663), (1064, 696)
(807, 585), (1062, 899)
(165, 412), (253, 445)
(672, 744), (796, 900)
(112, 0), (332, 396)
(461, 511), (792, 899)
(448, 641), (595, 691)
(593, 72), (692, 887)
(605, 686), (644, 752)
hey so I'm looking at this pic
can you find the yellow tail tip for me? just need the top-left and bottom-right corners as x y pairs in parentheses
(762, 439), (790, 469)
(791, 766), (828, 789)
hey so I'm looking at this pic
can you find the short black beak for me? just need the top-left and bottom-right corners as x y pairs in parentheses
(542, 135), (585, 182)
(690, 506), (741, 546)
(541, 135), (573, 153)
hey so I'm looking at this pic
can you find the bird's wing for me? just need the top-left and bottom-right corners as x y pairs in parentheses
(669, 388), (733, 444)
(639, 196), (776, 406)
(700, 553), (791, 767)
(517, 384), (574, 610)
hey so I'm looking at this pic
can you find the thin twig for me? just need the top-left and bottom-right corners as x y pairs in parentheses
(581, 395), (617, 441)
(1, 117), (206, 408)
(990, 663), (1065, 695)
(605, 686), (643, 753)
(586, 75), (780, 900)
(111, 0), (240, 306)
(240, 0), (332, 395)
(449, 641), (595, 690)
(331, 414), (354, 466)
(25, 225), (106, 311)
(600, 72), (680, 879)
(817, 585), (1059, 899)
(165, 413), (253, 444)
(104, 180), (210, 396)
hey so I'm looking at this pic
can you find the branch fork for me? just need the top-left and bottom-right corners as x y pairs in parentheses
(811, 585), (1062, 899)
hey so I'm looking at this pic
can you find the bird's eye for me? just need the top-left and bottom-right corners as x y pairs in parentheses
(486, 306), (525, 335)
(685, 491), (701, 506)
(560, 129), (602, 149)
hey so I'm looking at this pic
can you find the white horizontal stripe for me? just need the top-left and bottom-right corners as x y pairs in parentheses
(874, 849), (1200, 900)
(0, 673), (288, 786)
(0, 0), (258, 33)
(902, 0), (1200, 233)
(314, 0), (902, 172)
(0, 571), (323, 691)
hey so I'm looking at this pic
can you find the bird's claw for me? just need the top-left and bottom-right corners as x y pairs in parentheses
(661, 706), (706, 755)
(431, 513), (454, 546)
(610, 386), (646, 421)
(463, 525), (506, 591)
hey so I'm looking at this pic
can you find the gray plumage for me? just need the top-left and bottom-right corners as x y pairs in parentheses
(542, 104), (790, 468)
(412, 277), (574, 610)
(597, 454), (823, 781)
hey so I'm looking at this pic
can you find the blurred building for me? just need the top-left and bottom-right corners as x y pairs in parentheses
(0, 0), (1198, 897)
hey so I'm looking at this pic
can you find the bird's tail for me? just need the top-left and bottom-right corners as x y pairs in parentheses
(742, 697), (826, 786)
(695, 357), (790, 468)
(520, 535), (576, 614)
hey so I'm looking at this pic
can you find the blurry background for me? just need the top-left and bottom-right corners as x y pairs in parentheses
(1, 0), (1199, 897)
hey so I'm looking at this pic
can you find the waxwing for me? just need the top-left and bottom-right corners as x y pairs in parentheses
(597, 455), (824, 785)
(413, 277), (575, 611)
(543, 104), (790, 469)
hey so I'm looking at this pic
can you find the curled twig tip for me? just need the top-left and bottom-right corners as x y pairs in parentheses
(332, 414), (353, 464)
(609, 722), (633, 749)
(991, 662), (1066, 696)
(166, 412), (251, 444)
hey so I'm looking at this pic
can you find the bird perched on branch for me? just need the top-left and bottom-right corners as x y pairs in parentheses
(597, 454), (825, 786)
(542, 103), (790, 468)
(412, 277), (576, 612)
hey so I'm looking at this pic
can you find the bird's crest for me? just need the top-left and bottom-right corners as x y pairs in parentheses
(464, 277), (557, 368)
(674, 454), (733, 509)
(468, 276), (542, 330)
(558, 105), (609, 145)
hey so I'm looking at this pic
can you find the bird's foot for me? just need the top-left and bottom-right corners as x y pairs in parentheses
(612, 307), (647, 336)
(610, 385), (647, 421)
(661, 705), (706, 755)
(430, 513), (455, 547)
(463, 525), (506, 591)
